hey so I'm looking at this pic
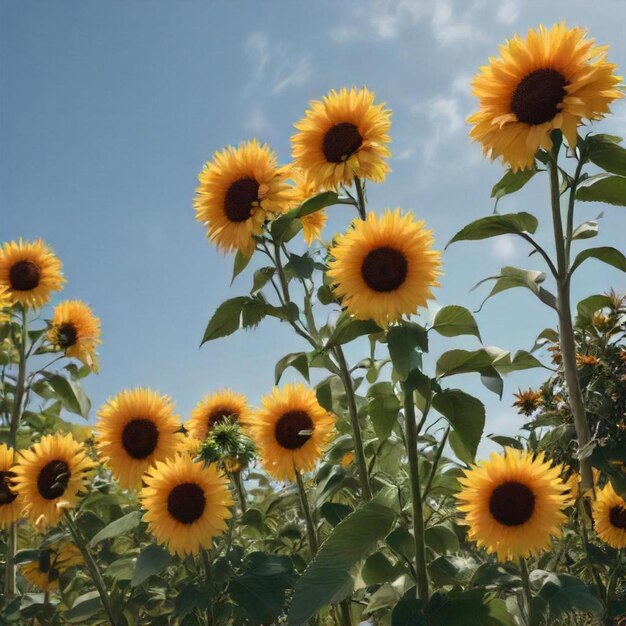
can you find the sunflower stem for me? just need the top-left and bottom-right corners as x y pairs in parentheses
(231, 470), (247, 515)
(353, 177), (367, 220)
(202, 549), (214, 625)
(548, 154), (594, 493)
(518, 557), (533, 626)
(64, 511), (117, 626)
(294, 469), (318, 555)
(422, 426), (450, 501)
(402, 383), (429, 602)
(333, 346), (372, 501)
(339, 598), (352, 626)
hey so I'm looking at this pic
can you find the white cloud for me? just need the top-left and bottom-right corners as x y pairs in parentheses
(413, 95), (464, 160)
(495, 0), (520, 24)
(245, 106), (271, 135)
(491, 235), (518, 260)
(272, 57), (313, 95)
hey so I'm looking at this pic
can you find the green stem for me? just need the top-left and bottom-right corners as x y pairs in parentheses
(353, 177), (367, 220)
(402, 383), (429, 602)
(606, 550), (623, 604)
(64, 512), (116, 626)
(232, 471), (247, 515)
(339, 598), (352, 626)
(202, 549), (214, 625)
(333, 346), (372, 501)
(294, 469), (318, 555)
(519, 557), (533, 626)
(422, 426), (450, 501)
(548, 156), (593, 492)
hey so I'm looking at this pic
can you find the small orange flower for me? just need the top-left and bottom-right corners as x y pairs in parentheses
(513, 389), (542, 416)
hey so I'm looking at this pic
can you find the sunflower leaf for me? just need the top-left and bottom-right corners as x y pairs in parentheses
(275, 352), (310, 384)
(201, 296), (251, 345)
(491, 169), (538, 201)
(131, 543), (171, 587)
(576, 173), (626, 206)
(88, 511), (142, 549)
(447, 212), (538, 248)
(570, 246), (626, 275)
(431, 305), (481, 340)
(387, 323), (428, 381)
(295, 191), (341, 217)
(587, 134), (626, 177)
(325, 316), (382, 348)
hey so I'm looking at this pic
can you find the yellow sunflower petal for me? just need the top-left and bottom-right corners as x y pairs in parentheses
(186, 389), (252, 441)
(0, 443), (24, 528)
(593, 482), (626, 549)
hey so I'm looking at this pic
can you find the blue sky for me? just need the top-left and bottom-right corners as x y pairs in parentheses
(1, 0), (625, 445)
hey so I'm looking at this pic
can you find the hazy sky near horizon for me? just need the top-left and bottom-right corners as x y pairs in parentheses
(1, 0), (625, 447)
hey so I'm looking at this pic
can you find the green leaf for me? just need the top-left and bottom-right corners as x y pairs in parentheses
(576, 174), (626, 206)
(326, 316), (382, 348)
(490, 349), (544, 374)
(320, 502), (353, 527)
(537, 572), (604, 617)
(491, 169), (537, 200)
(251, 267), (275, 293)
(427, 589), (515, 626)
(367, 382), (401, 442)
(271, 214), (302, 243)
(131, 544), (171, 587)
(530, 328), (559, 352)
(386, 527), (415, 559)
(436, 349), (494, 378)
(88, 511), (141, 548)
(571, 214), (602, 240)
(432, 389), (484, 463)
(275, 352), (310, 385)
(392, 592), (428, 626)
(41, 373), (91, 419)
(241, 299), (267, 329)
(587, 134), (626, 177)
(362, 552), (397, 585)
(231, 250), (253, 284)
(285, 252), (315, 280)
(428, 556), (475, 587)
(577, 293), (613, 318)
(447, 212), (538, 247)
(424, 525), (460, 555)
(570, 246), (626, 275)
(288, 500), (396, 625)
(432, 305), (481, 340)
(201, 296), (250, 344)
(387, 323), (428, 381)
(449, 430), (474, 466)
(295, 191), (341, 217)
(317, 284), (334, 305)
(266, 302), (299, 322)
(63, 591), (102, 623)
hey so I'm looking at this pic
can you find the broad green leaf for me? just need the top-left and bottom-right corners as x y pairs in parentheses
(587, 134), (626, 177)
(88, 511), (141, 548)
(436, 349), (494, 378)
(427, 589), (515, 626)
(367, 382), (401, 441)
(241, 299), (267, 329)
(201, 296), (250, 344)
(449, 430), (474, 465)
(105, 557), (135, 581)
(231, 249), (253, 284)
(491, 349), (544, 374)
(320, 502), (353, 527)
(175, 584), (211, 618)
(63, 591), (102, 623)
(424, 525), (460, 555)
(285, 252), (315, 279)
(447, 212), (538, 247)
(326, 316), (382, 348)
(317, 284), (334, 305)
(432, 305), (481, 340)
(571, 215), (602, 240)
(387, 323), (428, 381)
(275, 352), (310, 384)
(570, 246), (626, 275)
(251, 267), (275, 293)
(295, 191), (341, 217)
(576, 293), (613, 318)
(537, 572), (604, 617)
(288, 500), (396, 625)
(491, 169), (537, 200)
(428, 556), (475, 587)
(531, 328), (559, 352)
(386, 527), (415, 559)
(41, 373), (91, 419)
(392, 590), (428, 626)
(271, 214), (302, 243)
(131, 544), (171, 587)
(576, 174), (626, 206)
(361, 552), (397, 585)
(266, 302), (299, 322)
(489, 435), (523, 450)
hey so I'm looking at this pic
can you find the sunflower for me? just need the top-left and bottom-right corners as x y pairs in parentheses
(21, 543), (82, 591)
(47, 300), (101, 371)
(12, 434), (94, 527)
(186, 389), (251, 441)
(468, 23), (623, 171)
(0, 284), (11, 323)
(593, 482), (626, 549)
(512, 389), (542, 416)
(248, 383), (335, 482)
(291, 87), (391, 190)
(287, 167), (329, 245)
(0, 443), (23, 528)
(327, 209), (441, 327)
(96, 387), (184, 489)
(456, 448), (570, 561)
(194, 139), (292, 256)
(0, 239), (65, 308)
(141, 454), (233, 556)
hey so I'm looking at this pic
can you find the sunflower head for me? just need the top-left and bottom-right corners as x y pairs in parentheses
(287, 167), (329, 246)
(186, 389), (251, 441)
(194, 139), (292, 256)
(456, 448), (570, 561)
(593, 482), (626, 549)
(469, 23), (623, 171)
(199, 421), (256, 473)
(141, 454), (233, 556)
(292, 87), (391, 190)
(513, 389), (542, 416)
(12, 434), (94, 527)
(47, 300), (101, 371)
(0, 239), (65, 309)
(0, 443), (23, 529)
(21, 542), (82, 591)
(96, 387), (184, 490)
(247, 383), (335, 482)
(327, 209), (441, 327)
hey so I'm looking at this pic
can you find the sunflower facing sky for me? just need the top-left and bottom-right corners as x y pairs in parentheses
(456, 448), (570, 561)
(12, 434), (94, 527)
(288, 167), (328, 245)
(96, 387), (184, 489)
(21, 543), (83, 592)
(47, 300), (101, 371)
(186, 389), (251, 442)
(141, 454), (233, 556)
(291, 87), (391, 190)
(194, 139), (292, 256)
(469, 23), (623, 171)
(327, 209), (441, 327)
(248, 383), (335, 482)
(0, 443), (22, 528)
(0, 239), (65, 309)
(593, 482), (626, 549)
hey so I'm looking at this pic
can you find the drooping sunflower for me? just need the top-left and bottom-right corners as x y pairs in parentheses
(47, 300), (101, 371)
(12, 434), (94, 527)
(186, 389), (251, 441)
(468, 23), (623, 171)
(141, 454), (233, 556)
(291, 87), (391, 190)
(327, 209), (441, 327)
(456, 448), (570, 561)
(593, 482), (626, 549)
(96, 388), (184, 489)
(21, 543), (82, 591)
(194, 139), (292, 256)
(0, 443), (23, 528)
(0, 284), (11, 323)
(0, 239), (65, 308)
(288, 167), (328, 245)
(248, 383), (335, 482)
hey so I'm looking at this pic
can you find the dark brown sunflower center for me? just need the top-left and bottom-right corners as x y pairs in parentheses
(609, 505), (626, 529)
(121, 418), (159, 459)
(224, 177), (260, 223)
(361, 246), (408, 292)
(9, 260), (41, 291)
(37, 460), (70, 500)
(274, 410), (314, 450)
(56, 322), (78, 348)
(209, 407), (238, 429)
(322, 122), (363, 163)
(510, 68), (568, 125)
(167, 482), (206, 524)
(489, 481), (535, 526)
(0, 470), (18, 505)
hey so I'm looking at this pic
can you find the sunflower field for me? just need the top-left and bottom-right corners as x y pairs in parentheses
(2, 19), (626, 626)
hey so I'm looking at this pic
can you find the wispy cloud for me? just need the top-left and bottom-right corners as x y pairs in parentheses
(491, 235), (519, 261)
